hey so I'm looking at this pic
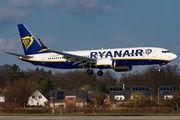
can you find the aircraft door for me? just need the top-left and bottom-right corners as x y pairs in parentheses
(153, 49), (157, 58)
(42, 56), (45, 65)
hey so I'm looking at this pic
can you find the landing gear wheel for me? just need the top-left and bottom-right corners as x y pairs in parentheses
(158, 66), (162, 72)
(97, 70), (103, 76)
(158, 68), (162, 72)
(87, 69), (93, 75)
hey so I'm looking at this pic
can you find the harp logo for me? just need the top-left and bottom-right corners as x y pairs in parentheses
(21, 36), (34, 50)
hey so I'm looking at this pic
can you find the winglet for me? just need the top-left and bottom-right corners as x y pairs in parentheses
(38, 38), (49, 52)
(38, 38), (48, 49)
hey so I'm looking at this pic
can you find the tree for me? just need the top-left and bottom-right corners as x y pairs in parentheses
(92, 91), (107, 107)
(90, 82), (109, 108)
(98, 71), (118, 92)
(119, 65), (180, 97)
(98, 82), (107, 93)
(8, 64), (25, 84)
(79, 85), (92, 91)
(171, 92), (180, 112)
(3, 78), (35, 106)
(51, 70), (98, 90)
(0, 64), (11, 88)
(38, 76), (54, 94)
(127, 92), (146, 107)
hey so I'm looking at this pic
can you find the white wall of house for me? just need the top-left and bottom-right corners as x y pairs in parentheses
(27, 90), (48, 106)
(49, 102), (66, 108)
(0, 95), (5, 102)
(164, 95), (173, 100)
(114, 95), (125, 101)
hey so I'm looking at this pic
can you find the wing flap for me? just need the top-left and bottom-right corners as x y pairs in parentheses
(47, 49), (96, 66)
(36, 39), (96, 67)
(73, 59), (85, 65)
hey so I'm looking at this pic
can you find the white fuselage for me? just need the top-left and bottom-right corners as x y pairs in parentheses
(20, 47), (177, 70)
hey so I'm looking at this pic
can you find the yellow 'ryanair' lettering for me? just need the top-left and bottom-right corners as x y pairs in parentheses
(21, 36), (34, 50)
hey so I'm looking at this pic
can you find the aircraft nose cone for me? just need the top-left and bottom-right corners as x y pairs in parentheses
(171, 53), (177, 60)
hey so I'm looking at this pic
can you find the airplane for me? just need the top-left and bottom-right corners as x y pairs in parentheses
(5, 24), (177, 76)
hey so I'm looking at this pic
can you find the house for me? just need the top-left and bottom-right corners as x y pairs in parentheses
(65, 96), (76, 107)
(158, 85), (180, 100)
(0, 94), (5, 102)
(45, 89), (88, 108)
(109, 84), (150, 106)
(104, 95), (110, 106)
(27, 90), (48, 107)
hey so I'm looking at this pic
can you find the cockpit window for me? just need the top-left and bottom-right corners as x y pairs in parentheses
(162, 51), (170, 53)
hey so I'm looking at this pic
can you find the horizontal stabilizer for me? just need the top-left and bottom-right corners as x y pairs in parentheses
(5, 52), (33, 59)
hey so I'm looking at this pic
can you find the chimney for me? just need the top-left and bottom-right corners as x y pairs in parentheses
(123, 84), (125, 90)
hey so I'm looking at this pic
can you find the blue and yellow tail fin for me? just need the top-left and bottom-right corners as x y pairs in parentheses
(18, 24), (43, 55)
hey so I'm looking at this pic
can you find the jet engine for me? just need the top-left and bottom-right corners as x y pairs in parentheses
(96, 58), (132, 72)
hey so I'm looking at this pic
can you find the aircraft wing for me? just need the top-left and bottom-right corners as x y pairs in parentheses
(47, 49), (96, 66)
(5, 52), (33, 59)
(38, 39), (96, 66)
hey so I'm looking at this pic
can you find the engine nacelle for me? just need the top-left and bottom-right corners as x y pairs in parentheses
(112, 59), (132, 72)
(96, 58), (132, 72)
(113, 66), (132, 72)
(96, 58), (113, 68)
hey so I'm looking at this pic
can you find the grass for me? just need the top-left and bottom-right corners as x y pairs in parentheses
(0, 113), (180, 116)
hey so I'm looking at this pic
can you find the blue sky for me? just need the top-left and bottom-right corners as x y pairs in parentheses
(0, 0), (180, 75)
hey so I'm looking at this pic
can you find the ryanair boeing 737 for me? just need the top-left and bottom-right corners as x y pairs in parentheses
(6, 24), (177, 76)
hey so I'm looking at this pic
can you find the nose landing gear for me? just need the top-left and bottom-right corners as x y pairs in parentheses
(158, 67), (161, 72)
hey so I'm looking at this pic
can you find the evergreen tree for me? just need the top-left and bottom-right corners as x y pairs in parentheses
(8, 64), (25, 84)
(38, 76), (54, 94)
(98, 82), (107, 93)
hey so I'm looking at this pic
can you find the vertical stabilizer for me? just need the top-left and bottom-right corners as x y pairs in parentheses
(18, 24), (43, 55)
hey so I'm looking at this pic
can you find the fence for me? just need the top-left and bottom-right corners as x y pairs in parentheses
(0, 107), (179, 114)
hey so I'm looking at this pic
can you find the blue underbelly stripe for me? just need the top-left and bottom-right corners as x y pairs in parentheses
(22, 59), (169, 69)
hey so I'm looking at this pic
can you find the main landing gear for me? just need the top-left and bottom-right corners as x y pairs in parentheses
(158, 68), (161, 72)
(97, 70), (103, 76)
(87, 69), (93, 75)
(86, 69), (103, 76)
(158, 66), (162, 72)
